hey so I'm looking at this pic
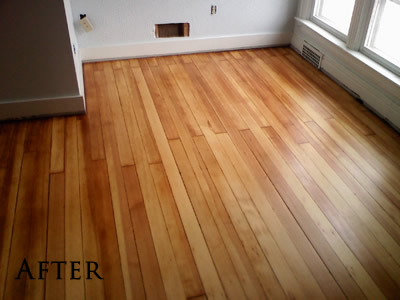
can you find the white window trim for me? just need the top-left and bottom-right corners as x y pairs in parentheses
(310, 0), (350, 42)
(311, 15), (348, 42)
(361, 47), (400, 77)
(347, 0), (374, 50)
(360, 0), (400, 76)
(309, 0), (400, 76)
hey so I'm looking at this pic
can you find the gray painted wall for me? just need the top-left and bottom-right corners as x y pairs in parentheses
(0, 0), (81, 103)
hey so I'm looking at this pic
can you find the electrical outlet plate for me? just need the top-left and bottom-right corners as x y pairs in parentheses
(211, 5), (217, 15)
(80, 16), (94, 32)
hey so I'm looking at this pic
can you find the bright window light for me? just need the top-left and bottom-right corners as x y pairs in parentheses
(314, 0), (356, 35)
(365, 0), (400, 67)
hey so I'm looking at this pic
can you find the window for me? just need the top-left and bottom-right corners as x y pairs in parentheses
(363, 0), (400, 70)
(309, 0), (400, 75)
(313, 0), (356, 38)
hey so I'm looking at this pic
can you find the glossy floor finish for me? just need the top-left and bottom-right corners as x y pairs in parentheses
(1, 48), (400, 300)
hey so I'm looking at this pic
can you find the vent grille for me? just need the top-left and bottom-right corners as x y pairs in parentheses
(302, 41), (323, 69)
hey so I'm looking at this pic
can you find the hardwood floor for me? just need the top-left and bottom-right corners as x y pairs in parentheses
(1, 47), (400, 299)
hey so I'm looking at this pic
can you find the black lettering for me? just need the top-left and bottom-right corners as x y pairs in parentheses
(38, 261), (49, 279)
(86, 261), (104, 280)
(51, 261), (66, 279)
(70, 261), (81, 280)
(16, 258), (34, 280)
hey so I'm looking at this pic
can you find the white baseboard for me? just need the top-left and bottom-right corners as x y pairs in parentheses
(80, 32), (292, 62)
(0, 96), (86, 121)
(291, 19), (400, 130)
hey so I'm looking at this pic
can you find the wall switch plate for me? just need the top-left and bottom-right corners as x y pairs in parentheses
(80, 16), (94, 32)
(211, 5), (217, 15)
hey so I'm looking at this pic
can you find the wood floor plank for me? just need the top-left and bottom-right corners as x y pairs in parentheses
(83, 63), (106, 160)
(64, 117), (85, 300)
(4, 120), (51, 300)
(122, 166), (167, 300)
(138, 64), (180, 140)
(253, 54), (400, 201)
(156, 55), (177, 66)
(95, 110), (145, 300)
(0, 123), (25, 300)
(1, 48), (399, 300)
(0, 124), (11, 167)
(233, 58), (314, 124)
(129, 59), (140, 68)
(116, 66), (161, 164)
(169, 64), (226, 134)
(194, 54), (364, 299)
(281, 52), (376, 137)
(50, 117), (65, 173)
(151, 64), (267, 299)
(150, 163), (204, 298)
(130, 149), (186, 300)
(257, 127), (399, 298)
(215, 132), (326, 300)
(181, 78), (317, 297)
(194, 135), (287, 300)
(216, 61), (270, 128)
(45, 173), (65, 300)
(230, 127), (383, 299)
(269, 54), (374, 137)
(262, 126), (367, 299)
(133, 66), (227, 300)
(189, 50), (358, 298)
(102, 62), (135, 166)
(4, 152), (45, 300)
(173, 54), (193, 64)
(248, 49), (400, 208)
(115, 66), (186, 300)
(252, 54), (333, 120)
(301, 142), (400, 263)
(169, 139), (247, 300)
(194, 62), (249, 131)
(299, 143), (400, 288)
(111, 60), (122, 70)
(300, 123), (400, 243)
(109, 69), (168, 300)
(368, 134), (400, 168)
(190, 139), (268, 300)
(306, 121), (400, 225)
(328, 118), (400, 197)
(79, 117), (131, 300)
(215, 73), (385, 298)
(86, 161), (125, 300)
(154, 65), (203, 137)
(223, 57), (313, 129)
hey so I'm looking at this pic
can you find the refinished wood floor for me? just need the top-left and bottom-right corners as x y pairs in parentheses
(1, 48), (400, 300)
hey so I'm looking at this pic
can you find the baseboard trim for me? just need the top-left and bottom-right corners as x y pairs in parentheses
(0, 95), (86, 121)
(80, 32), (292, 62)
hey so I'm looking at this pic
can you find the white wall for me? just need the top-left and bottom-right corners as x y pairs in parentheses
(64, 0), (85, 98)
(70, 0), (298, 61)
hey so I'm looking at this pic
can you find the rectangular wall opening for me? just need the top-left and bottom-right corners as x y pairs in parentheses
(155, 23), (190, 38)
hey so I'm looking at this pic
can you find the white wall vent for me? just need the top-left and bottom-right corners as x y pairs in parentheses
(302, 41), (323, 69)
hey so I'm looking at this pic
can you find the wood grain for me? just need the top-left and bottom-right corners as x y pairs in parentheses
(1, 48), (399, 300)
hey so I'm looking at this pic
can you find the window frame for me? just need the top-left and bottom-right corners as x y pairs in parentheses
(311, 0), (354, 42)
(360, 0), (400, 76)
(310, 0), (400, 76)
